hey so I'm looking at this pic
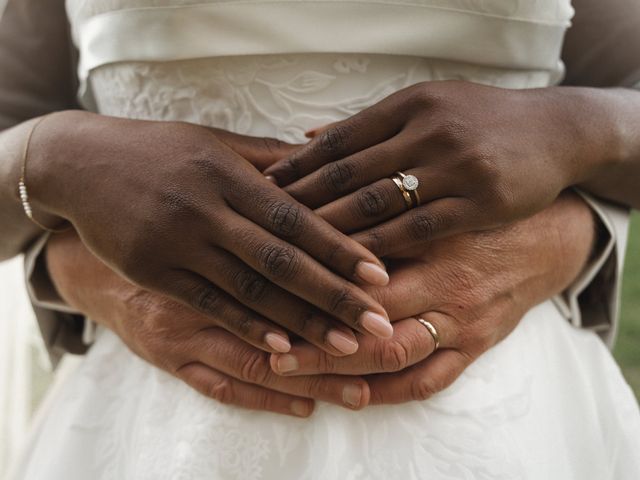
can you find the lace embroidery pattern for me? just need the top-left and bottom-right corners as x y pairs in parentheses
(89, 54), (552, 142)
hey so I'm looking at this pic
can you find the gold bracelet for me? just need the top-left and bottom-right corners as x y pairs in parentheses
(18, 115), (70, 233)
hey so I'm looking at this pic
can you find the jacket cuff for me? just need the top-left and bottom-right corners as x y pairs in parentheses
(23, 233), (93, 367)
(553, 189), (630, 349)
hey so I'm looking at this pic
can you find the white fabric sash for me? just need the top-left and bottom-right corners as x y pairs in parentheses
(75, 1), (569, 88)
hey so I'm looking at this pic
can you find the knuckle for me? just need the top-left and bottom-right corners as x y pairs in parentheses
(261, 136), (282, 156)
(409, 212), (445, 241)
(280, 152), (303, 179)
(257, 243), (301, 280)
(327, 287), (358, 316)
(379, 340), (410, 372)
(409, 212), (439, 241)
(356, 185), (391, 218)
(190, 152), (220, 181)
(321, 161), (355, 194)
(192, 285), (222, 314)
(323, 241), (348, 267)
(206, 377), (235, 404)
(318, 124), (350, 154)
(315, 349), (336, 373)
(487, 184), (515, 216)
(232, 269), (268, 303)
(411, 377), (438, 402)
(363, 230), (386, 256)
(302, 375), (330, 398)
(264, 200), (305, 238)
(232, 312), (254, 338)
(240, 351), (271, 385)
(158, 188), (200, 220)
(429, 120), (468, 150)
(293, 309), (314, 335)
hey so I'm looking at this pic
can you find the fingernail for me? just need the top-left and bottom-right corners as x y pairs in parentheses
(264, 174), (278, 185)
(360, 311), (393, 338)
(304, 128), (319, 138)
(276, 354), (299, 373)
(290, 400), (312, 417)
(265, 333), (291, 353)
(327, 330), (359, 355)
(342, 384), (363, 409)
(355, 261), (389, 286)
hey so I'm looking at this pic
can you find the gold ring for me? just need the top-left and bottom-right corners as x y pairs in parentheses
(416, 318), (440, 350)
(391, 175), (414, 209)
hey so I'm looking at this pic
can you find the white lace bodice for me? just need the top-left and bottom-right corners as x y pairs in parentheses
(88, 54), (562, 142)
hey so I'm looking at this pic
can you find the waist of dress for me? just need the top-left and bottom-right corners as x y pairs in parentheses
(74, 1), (568, 98)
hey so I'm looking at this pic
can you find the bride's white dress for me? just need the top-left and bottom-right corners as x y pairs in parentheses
(8, 0), (640, 478)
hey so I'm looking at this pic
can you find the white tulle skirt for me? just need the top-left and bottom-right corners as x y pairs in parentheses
(0, 258), (51, 477)
(7, 299), (640, 480)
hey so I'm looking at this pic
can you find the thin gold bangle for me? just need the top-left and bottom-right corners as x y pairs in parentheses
(18, 115), (70, 233)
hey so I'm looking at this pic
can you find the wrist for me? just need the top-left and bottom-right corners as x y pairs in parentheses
(544, 87), (630, 185)
(543, 190), (596, 287)
(26, 110), (101, 222)
(45, 229), (125, 332)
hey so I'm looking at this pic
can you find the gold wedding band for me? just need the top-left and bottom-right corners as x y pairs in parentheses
(416, 318), (440, 351)
(390, 171), (420, 209)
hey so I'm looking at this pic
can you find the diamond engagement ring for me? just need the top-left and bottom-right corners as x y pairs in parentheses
(390, 171), (421, 209)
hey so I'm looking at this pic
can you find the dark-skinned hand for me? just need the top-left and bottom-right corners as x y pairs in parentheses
(264, 81), (606, 257)
(26, 112), (393, 356)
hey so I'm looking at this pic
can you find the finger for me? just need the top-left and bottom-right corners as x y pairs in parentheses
(156, 270), (292, 353)
(304, 122), (337, 139)
(218, 213), (393, 338)
(263, 102), (405, 187)
(190, 247), (360, 356)
(177, 362), (315, 418)
(204, 128), (302, 171)
(283, 137), (410, 208)
(352, 197), (482, 257)
(270, 317), (439, 376)
(316, 169), (456, 234)
(225, 175), (391, 288)
(367, 348), (473, 405)
(193, 329), (371, 410)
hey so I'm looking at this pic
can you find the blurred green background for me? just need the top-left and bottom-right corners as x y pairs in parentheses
(615, 212), (640, 400)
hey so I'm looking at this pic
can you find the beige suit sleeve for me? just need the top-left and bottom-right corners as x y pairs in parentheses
(552, 193), (630, 349)
(23, 234), (91, 367)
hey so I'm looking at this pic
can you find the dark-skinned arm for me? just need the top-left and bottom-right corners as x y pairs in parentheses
(561, 0), (640, 208)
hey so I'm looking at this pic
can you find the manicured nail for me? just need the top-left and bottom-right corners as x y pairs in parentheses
(290, 400), (312, 417)
(264, 174), (278, 185)
(276, 354), (299, 373)
(265, 333), (291, 353)
(342, 384), (363, 409)
(360, 311), (393, 338)
(355, 261), (389, 286)
(327, 330), (359, 355)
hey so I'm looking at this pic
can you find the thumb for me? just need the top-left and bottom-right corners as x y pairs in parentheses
(205, 127), (303, 171)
